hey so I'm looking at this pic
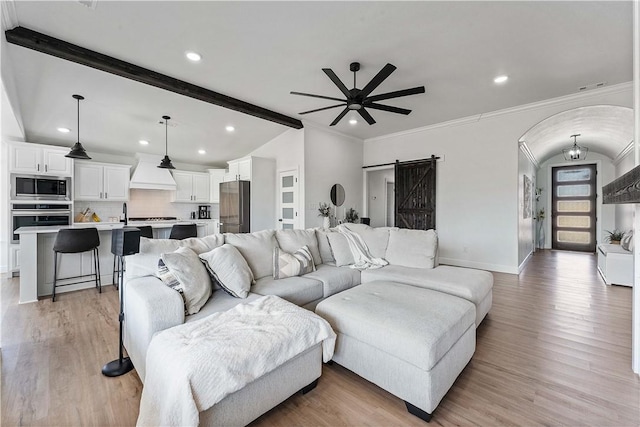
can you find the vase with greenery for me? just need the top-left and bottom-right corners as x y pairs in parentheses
(534, 208), (545, 249)
(318, 202), (331, 229)
(605, 229), (625, 244)
(345, 208), (359, 224)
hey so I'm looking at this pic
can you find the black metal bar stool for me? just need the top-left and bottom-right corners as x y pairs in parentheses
(169, 224), (197, 240)
(112, 225), (152, 287)
(52, 227), (101, 302)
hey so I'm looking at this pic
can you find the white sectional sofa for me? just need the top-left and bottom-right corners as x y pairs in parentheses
(123, 224), (493, 424)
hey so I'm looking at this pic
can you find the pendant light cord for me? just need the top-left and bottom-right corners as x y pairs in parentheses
(77, 96), (80, 143)
(165, 118), (169, 155)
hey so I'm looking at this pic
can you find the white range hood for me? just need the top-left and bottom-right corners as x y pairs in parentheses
(129, 154), (177, 190)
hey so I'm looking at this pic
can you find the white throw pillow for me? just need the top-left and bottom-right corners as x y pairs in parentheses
(342, 223), (391, 258)
(315, 229), (335, 264)
(326, 232), (355, 267)
(275, 229), (322, 266)
(158, 247), (212, 315)
(225, 230), (278, 279)
(199, 244), (254, 298)
(273, 245), (316, 279)
(621, 231), (634, 252)
(385, 229), (438, 269)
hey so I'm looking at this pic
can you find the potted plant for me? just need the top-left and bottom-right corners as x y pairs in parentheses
(345, 208), (359, 224)
(318, 202), (331, 229)
(605, 229), (625, 245)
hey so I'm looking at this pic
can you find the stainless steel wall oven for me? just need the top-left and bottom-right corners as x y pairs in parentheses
(11, 203), (72, 243)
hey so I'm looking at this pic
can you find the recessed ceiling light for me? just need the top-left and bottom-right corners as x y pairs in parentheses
(349, 118), (358, 125)
(225, 125), (235, 132)
(139, 140), (150, 145)
(494, 75), (509, 84)
(185, 51), (201, 62)
(57, 127), (70, 133)
(198, 149), (206, 155)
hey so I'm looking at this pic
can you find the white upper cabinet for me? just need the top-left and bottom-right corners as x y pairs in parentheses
(208, 169), (226, 203)
(224, 157), (252, 181)
(9, 142), (72, 176)
(171, 171), (210, 203)
(74, 161), (130, 201)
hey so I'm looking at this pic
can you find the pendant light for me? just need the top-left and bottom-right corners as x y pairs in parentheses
(65, 94), (91, 159)
(562, 134), (589, 161)
(158, 115), (175, 169)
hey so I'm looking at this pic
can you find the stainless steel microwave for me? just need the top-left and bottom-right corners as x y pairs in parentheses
(11, 175), (71, 201)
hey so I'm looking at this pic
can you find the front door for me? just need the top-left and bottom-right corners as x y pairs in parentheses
(278, 170), (299, 230)
(551, 164), (597, 252)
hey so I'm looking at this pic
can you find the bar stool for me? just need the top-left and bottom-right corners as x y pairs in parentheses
(169, 224), (197, 240)
(112, 225), (153, 287)
(52, 227), (101, 302)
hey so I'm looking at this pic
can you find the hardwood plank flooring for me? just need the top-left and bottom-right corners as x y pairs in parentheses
(2, 250), (639, 426)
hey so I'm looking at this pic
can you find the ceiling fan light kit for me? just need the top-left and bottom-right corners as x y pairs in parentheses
(291, 61), (425, 126)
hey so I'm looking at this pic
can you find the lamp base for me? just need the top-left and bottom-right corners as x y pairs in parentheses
(102, 357), (133, 377)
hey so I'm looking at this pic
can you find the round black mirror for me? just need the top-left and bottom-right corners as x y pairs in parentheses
(330, 184), (345, 207)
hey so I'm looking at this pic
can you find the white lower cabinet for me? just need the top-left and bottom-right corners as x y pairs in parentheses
(597, 244), (633, 287)
(10, 245), (20, 272)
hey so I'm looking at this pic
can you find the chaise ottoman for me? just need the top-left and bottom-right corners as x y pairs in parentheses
(315, 280), (476, 422)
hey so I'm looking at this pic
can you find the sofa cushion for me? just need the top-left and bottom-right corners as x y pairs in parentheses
(126, 235), (224, 280)
(385, 229), (438, 268)
(326, 232), (354, 267)
(315, 229), (335, 264)
(158, 247), (212, 315)
(304, 264), (361, 297)
(275, 229), (322, 266)
(186, 290), (263, 323)
(361, 265), (493, 306)
(342, 224), (391, 258)
(225, 230), (278, 280)
(199, 244), (254, 298)
(251, 276), (323, 306)
(273, 246), (316, 279)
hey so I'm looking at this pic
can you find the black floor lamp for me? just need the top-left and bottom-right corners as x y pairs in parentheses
(102, 227), (141, 377)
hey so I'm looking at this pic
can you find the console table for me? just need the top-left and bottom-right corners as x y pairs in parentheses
(597, 244), (633, 287)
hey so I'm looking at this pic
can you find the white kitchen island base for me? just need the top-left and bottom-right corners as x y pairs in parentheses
(16, 221), (210, 303)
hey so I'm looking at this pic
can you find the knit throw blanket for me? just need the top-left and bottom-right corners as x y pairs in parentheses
(137, 295), (336, 427)
(337, 224), (389, 270)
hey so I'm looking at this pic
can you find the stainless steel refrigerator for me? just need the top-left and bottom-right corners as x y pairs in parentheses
(219, 180), (250, 233)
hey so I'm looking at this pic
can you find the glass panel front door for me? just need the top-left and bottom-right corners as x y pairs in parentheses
(551, 164), (596, 252)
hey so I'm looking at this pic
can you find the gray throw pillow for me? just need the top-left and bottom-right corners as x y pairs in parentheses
(158, 247), (212, 315)
(273, 245), (316, 279)
(326, 232), (355, 267)
(199, 244), (254, 299)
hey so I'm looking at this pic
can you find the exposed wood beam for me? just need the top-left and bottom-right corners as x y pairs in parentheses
(5, 26), (303, 129)
(603, 164), (640, 204)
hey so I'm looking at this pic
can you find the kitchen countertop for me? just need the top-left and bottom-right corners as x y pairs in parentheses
(16, 219), (217, 235)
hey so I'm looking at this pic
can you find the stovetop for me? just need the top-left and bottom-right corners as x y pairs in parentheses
(129, 217), (178, 222)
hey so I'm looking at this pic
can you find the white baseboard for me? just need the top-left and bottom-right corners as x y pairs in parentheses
(0, 264), (9, 274)
(518, 251), (533, 273)
(439, 257), (519, 274)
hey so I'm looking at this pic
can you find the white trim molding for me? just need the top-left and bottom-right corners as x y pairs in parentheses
(1, 0), (18, 30)
(519, 142), (539, 169)
(612, 140), (635, 166)
(439, 257), (519, 275)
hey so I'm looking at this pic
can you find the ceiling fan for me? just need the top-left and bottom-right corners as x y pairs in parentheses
(291, 62), (425, 126)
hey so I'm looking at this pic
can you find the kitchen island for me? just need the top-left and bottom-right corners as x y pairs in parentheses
(15, 220), (217, 303)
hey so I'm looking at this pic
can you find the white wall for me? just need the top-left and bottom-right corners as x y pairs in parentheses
(536, 152), (615, 249)
(366, 167), (394, 227)
(250, 129), (305, 227)
(615, 151), (635, 232)
(304, 125), (363, 228)
(518, 148), (536, 269)
(364, 84), (632, 273)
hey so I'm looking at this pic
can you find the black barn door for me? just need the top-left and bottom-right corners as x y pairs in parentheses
(394, 158), (436, 230)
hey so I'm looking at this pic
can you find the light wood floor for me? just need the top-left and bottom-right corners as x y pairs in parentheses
(2, 250), (639, 426)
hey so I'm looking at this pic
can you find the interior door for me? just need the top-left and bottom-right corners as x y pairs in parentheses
(551, 164), (597, 252)
(394, 158), (437, 230)
(278, 170), (299, 230)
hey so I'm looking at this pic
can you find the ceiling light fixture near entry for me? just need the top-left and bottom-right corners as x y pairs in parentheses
(65, 94), (91, 159)
(494, 75), (509, 84)
(562, 134), (589, 161)
(185, 51), (201, 62)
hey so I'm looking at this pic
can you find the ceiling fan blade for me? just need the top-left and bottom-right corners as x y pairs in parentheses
(330, 107), (350, 126)
(322, 68), (352, 98)
(290, 91), (346, 102)
(357, 108), (376, 125)
(364, 103), (412, 115)
(299, 104), (346, 115)
(359, 63), (397, 98)
(365, 86), (426, 103)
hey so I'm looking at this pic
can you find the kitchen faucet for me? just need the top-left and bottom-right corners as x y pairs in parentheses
(123, 202), (128, 225)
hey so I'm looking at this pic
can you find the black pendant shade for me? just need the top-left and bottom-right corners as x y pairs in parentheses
(65, 94), (91, 159)
(158, 115), (175, 169)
